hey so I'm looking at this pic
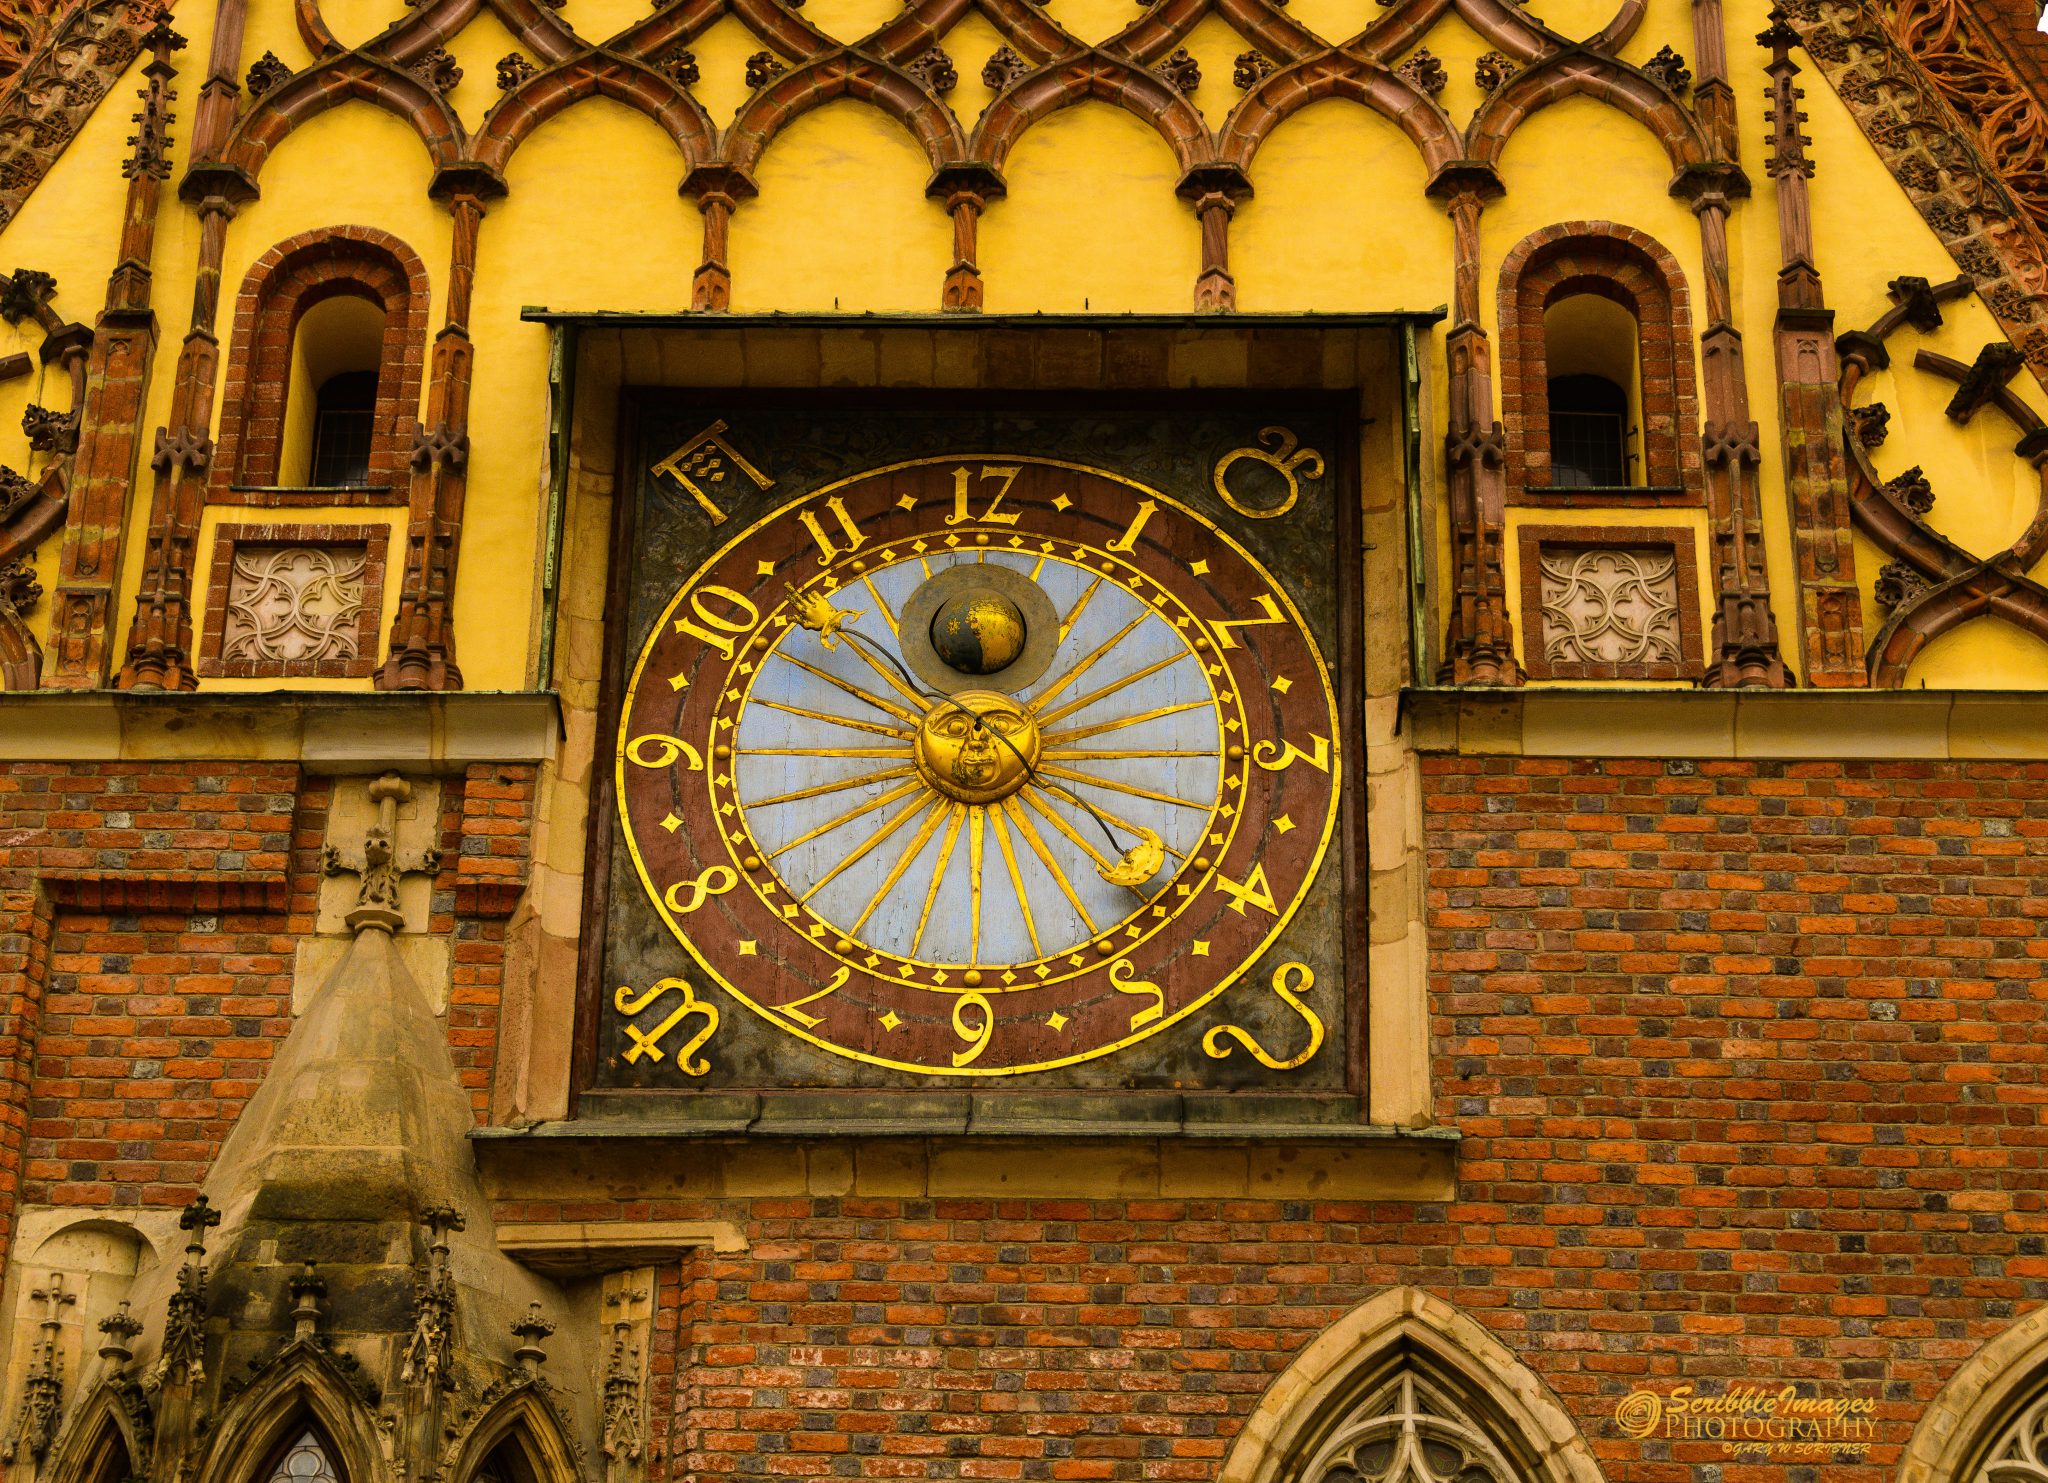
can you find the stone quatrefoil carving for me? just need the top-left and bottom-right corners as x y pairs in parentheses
(1537, 546), (1684, 668)
(220, 544), (367, 665)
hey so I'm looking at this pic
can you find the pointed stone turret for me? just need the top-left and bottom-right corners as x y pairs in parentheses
(108, 774), (585, 1481)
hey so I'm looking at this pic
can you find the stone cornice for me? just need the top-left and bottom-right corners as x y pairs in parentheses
(1406, 686), (2048, 758)
(0, 690), (561, 766)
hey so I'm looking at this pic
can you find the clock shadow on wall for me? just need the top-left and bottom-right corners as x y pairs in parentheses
(581, 391), (1369, 1118)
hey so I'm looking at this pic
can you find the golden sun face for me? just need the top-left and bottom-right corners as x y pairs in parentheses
(913, 691), (1041, 805)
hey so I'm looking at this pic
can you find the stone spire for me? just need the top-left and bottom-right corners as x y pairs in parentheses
(102, 774), (584, 1483)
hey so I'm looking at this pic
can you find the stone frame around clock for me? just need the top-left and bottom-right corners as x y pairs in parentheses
(515, 317), (1441, 1160)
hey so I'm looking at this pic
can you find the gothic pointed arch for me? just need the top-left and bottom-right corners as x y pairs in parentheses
(46, 1386), (145, 1483)
(1466, 48), (1709, 175)
(1899, 1302), (2048, 1483)
(724, 55), (968, 177)
(444, 1383), (586, 1483)
(188, 1347), (383, 1483)
(1218, 1287), (1604, 1483)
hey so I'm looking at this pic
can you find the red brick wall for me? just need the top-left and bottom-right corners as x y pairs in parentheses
(492, 757), (2048, 1482)
(5, 755), (2045, 1479)
(0, 764), (515, 1232)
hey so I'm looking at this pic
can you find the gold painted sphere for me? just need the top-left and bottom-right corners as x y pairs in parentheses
(914, 690), (1041, 805)
(930, 590), (1027, 675)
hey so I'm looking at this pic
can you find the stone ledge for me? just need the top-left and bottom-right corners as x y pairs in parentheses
(474, 1126), (1457, 1201)
(497, 1219), (750, 1275)
(0, 691), (562, 766)
(1405, 686), (2048, 759)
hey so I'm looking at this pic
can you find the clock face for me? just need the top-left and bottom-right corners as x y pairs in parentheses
(613, 455), (1341, 1077)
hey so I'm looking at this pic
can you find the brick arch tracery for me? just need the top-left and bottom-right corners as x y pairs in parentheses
(213, 226), (432, 497)
(1497, 220), (1700, 498)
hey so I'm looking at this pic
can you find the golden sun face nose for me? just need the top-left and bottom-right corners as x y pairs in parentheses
(913, 690), (1041, 805)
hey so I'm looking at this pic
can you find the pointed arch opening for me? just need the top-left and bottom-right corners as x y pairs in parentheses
(444, 1385), (584, 1483)
(1219, 1287), (1604, 1483)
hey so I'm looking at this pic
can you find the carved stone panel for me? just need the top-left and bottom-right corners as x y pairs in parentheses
(1516, 524), (1703, 681)
(199, 523), (388, 678)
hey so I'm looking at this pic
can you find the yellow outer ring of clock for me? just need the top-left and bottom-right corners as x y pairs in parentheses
(616, 454), (1342, 1077)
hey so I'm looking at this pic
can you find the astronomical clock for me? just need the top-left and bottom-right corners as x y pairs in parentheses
(593, 398), (1363, 1105)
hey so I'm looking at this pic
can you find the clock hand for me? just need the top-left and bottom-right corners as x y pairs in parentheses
(786, 579), (1165, 892)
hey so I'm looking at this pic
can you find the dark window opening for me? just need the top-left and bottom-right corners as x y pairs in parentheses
(1547, 373), (1629, 488)
(308, 370), (378, 488)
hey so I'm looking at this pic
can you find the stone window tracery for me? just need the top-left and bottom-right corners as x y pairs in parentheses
(1971, 1386), (2048, 1481)
(1299, 1366), (1525, 1483)
(263, 1429), (342, 1483)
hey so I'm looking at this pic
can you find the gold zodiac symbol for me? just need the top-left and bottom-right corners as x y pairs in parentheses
(626, 732), (705, 771)
(1211, 426), (1326, 519)
(1110, 958), (1164, 1030)
(785, 581), (864, 651)
(615, 977), (720, 1073)
(1202, 961), (1322, 1070)
(663, 865), (738, 915)
(650, 418), (774, 526)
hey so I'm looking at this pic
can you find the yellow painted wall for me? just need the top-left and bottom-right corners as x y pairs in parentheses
(5, 0), (2048, 691)
(979, 103), (1199, 314)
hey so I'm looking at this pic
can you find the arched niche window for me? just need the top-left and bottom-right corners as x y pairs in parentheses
(1973, 1389), (2048, 1479)
(213, 226), (430, 502)
(1543, 292), (1640, 488)
(1300, 1364), (1523, 1482)
(1498, 223), (1699, 503)
(288, 297), (385, 488)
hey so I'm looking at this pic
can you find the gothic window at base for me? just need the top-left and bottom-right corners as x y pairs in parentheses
(262, 1430), (342, 1483)
(1300, 1367), (1523, 1483)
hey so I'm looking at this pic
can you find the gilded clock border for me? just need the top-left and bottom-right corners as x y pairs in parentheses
(614, 453), (1344, 1077)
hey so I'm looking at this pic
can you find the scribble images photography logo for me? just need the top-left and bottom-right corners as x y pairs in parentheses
(1614, 1383), (1877, 1460)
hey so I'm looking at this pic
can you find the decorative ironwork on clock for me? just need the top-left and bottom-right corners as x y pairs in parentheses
(601, 405), (1352, 1091)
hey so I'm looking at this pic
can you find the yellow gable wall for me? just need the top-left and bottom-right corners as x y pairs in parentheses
(6, 0), (2048, 688)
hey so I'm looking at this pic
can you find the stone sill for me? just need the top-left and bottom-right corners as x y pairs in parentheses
(0, 690), (561, 766)
(1405, 686), (2048, 759)
(478, 1090), (1457, 1143)
(474, 1101), (1459, 1200)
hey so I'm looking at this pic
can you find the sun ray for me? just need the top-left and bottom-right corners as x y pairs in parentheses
(1042, 748), (1215, 760)
(1032, 650), (1191, 728)
(910, 802), (967, 958)
(848, 796), (953, 936)
(1057, 574), (1105, 642)
(1037, 782), (1190, 863)
(799, 791), (938, 903)
(767, 778), (926, 860)
(751, 699), (913, 739)
(969, 806), (986, 962)
(838, 625), (930, 708)
(987, 804), (1042, 959)
(739, 746), (914, 757)
(1032, 613), (1149, 711)
(1000, 796), (1097, 933)
(773, 651), (922, 724)
(1018, 786), (1117, 873)
(749, 765), (915, 809)
(860, 574), (900, 637)
(1038, 762), (1211, 811)
(1042, 699), (1213, 747)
